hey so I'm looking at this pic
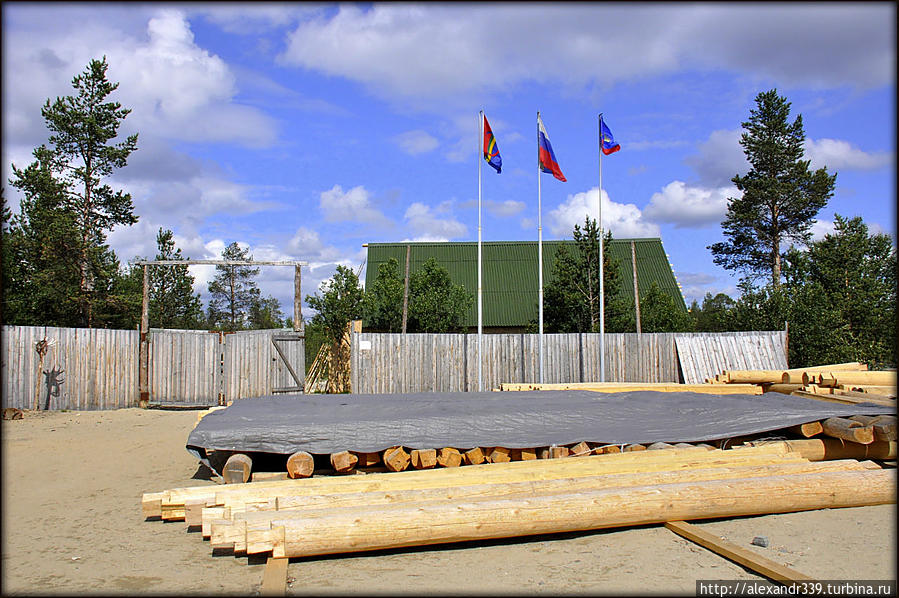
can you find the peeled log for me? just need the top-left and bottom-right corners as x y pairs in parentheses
(145, 444), (786, 519)
(809, 371), (897, 387)
(233, 459), (872, 521)
(822, 417), (875, 444)
(757, 438), (897, 461)
(257, 469), (896, 558)
(285, 452), (314, 479)
(223, 454), (252, 484)
(724, 369), (784, 384)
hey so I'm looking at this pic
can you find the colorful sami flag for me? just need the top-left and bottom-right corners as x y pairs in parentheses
(537, 114), (566, 182)
(600, 118), (621, 155)
(483, 114), (502, 174)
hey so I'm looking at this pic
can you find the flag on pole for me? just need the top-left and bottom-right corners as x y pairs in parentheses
(537, 114), (566, 182)
(483, 114), (502, 174)
(600, 118), (621, 155)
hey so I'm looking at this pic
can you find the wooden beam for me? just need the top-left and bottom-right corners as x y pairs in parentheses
(330, 451), (359, 473)
(383, 446), (410, 472)
(813, 371), (897, 387)
(293, 265), (303, 334)
(664, 521), (813, 583)
(136, 259), (308, 266)
(354, 452), (382, 467)
(437, 448), (462, 468)
(286, 451), (314, 479)
(260, 556), (288, 596)
(410, 449), (438, 469)
(463, 447), (486, 465)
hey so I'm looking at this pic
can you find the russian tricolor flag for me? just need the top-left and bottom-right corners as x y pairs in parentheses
(537, 114), (566, 182)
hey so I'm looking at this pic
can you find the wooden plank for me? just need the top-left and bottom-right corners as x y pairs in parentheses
(260, 556), (288, 595)
(664, 521), (813, 583)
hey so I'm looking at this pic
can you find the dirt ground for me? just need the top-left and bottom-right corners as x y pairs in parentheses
(1, 408), (896, 596)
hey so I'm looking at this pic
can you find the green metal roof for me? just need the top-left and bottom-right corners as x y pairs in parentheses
(364, 239), (685, 329)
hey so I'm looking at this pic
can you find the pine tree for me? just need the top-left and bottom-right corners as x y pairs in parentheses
(709, 89), (835, 287)
(149, 229), (204, 329)
(8, 57), (139, 326)
(207, 242), (260, 331)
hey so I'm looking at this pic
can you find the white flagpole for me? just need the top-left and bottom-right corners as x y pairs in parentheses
(537, 111), (544, 385)
(598, 114), (606, 383)
(478, 111), (483, 392)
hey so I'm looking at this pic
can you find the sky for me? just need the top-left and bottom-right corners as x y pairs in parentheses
(2, 2), (896, 319)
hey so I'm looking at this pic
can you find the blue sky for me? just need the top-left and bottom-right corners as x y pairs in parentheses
(2, 3), (895, 317)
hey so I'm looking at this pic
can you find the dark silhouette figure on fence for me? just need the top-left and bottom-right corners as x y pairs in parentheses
(43, 368), (65, 410)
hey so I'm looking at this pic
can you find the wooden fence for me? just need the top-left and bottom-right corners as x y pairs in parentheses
(2, 325), (304, 410)
(1, 325), (140, 410)
(350, 331), (788, 394)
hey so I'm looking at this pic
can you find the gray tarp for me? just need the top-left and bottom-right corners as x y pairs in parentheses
(186, 390), (893, 460)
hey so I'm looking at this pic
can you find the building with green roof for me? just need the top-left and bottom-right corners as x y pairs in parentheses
(363, 239), (685, 332)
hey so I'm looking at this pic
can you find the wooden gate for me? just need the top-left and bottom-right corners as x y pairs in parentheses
(149, 329), (304, 406)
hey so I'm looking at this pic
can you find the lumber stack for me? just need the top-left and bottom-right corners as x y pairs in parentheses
(702, 362), (896, 407)
(142, 439), (895, 561)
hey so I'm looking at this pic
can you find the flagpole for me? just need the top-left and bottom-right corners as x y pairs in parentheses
(537, 111), (544, 385)
(598, 114), (606, 383)
(478, 111), (483, 392)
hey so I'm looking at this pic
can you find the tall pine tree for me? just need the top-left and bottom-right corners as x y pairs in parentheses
(709, 89), (835, 287)
(206, 242), (260, 331)
(8, 57), (139, 326)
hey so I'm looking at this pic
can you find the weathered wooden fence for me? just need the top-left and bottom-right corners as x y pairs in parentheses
(1, 325), (140, 410)
(2, 325), (304, 410)
(350, 331), (788, 394)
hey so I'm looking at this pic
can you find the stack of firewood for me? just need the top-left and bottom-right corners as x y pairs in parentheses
(142, 439), (895, 561)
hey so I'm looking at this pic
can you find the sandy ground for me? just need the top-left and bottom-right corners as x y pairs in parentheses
(1, 408), (896, 596)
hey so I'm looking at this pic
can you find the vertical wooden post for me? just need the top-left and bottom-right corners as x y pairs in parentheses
(293, 264), (303, 334)
(139, 264), (150, 408)
(401, 244), (411, 334)
(631, 240), (641, 334)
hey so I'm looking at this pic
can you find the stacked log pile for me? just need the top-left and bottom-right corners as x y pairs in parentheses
(703, 362), (897, 407)
(142, 439), (896, 560)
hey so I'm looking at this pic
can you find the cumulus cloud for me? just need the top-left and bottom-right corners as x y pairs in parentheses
(404, 202), (467, 241)
(319, 184), (392, 228)
(683, 129), (747, 187)
(643, 181), (735, 229)
(394, 129), (439, 155)
(804, 138), (893, 172)
(279, 4), (893, 100)
(548, 188), (660, 238)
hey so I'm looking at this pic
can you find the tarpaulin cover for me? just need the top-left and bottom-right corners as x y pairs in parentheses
(185, 390), (893, 460)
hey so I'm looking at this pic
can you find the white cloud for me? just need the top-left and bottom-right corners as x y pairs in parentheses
(683, 129), (747, 187)
(548, 188), (660, 238)
(279, 4), (893, 101)
(804, 138), (893, 172)
(643, 181), (735, 229)
(486, 200), (526, 218)
(319, 184), (392, 228)
(809, 219), (836, 241)
(404, 202), (467, 241)
(394, 129), (439, 155)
